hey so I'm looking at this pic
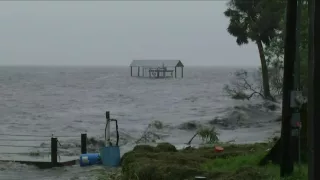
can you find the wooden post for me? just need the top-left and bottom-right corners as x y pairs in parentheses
(280, 0), (297, 176)
(51, 137), (58, 166)
(105, 111), (111, 146)
(130, 66), (132, 77)
(106, 111), (110, 119)
(162, 69), (164, 78)
(181, 67), (184, 78)
(308, 0), (317, 179)
(138, 67), (140, 77)
(81, 133), (87, 154)
(142, 67), (145, 77)
(175, 67), (177, 78)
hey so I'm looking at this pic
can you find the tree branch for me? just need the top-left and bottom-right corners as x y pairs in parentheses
(186, 132), (198, 145)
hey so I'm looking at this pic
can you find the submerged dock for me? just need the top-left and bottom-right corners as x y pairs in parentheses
(129, 60), (184, 78)
(0, 133), (88, 169)
(0, 155), (78, 169)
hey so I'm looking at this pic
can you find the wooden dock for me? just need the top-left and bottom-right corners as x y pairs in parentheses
(0, 154), (78, 169)
(0, 155), (79, 169)
(148, 68), (174, 78)
(129, 60), (184, 78)
(0, 133), (88, 169)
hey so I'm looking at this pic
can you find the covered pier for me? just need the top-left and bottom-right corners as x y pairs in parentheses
(129, 60), (184, 78)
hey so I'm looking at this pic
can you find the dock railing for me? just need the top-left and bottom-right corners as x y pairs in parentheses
(0, 132), (88, 168)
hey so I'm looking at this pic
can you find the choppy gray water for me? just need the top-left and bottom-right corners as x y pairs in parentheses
(0, 66), (281, 179)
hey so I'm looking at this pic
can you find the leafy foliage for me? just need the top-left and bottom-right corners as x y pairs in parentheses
(224, 0), (285, 45)
(197, 126), (219, 144)
(224, 0), (285, 100)
(264, 1), (309, 90)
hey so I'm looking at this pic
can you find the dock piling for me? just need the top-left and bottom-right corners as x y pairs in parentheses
(182, 67), (184, 78)
(81, 133), (87, 154)
(51, 137), (58, 166)
(129, 60), (184, 78)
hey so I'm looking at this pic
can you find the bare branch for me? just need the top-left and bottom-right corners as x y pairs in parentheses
(223, 68), (281, 102)
(185, 132), (198, 145)
(224, 69), (266, 100)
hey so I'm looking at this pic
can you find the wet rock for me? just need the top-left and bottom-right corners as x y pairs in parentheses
(263, 101), (279, 111)
(209, 117), (229, 128)
(266, 104), (277, 111)
(178, 121), (200, 130)
(209, 109), (251, 129)
(150, 120), (163, 129)
(274, 116), (282, 122)
(87, 137), (104, 147)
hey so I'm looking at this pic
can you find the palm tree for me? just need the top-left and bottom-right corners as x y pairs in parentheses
(224, 0), (285, 100)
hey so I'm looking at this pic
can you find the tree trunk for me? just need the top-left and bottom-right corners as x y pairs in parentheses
(256, 40), (273, 100)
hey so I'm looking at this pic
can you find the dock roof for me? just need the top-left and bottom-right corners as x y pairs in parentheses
(130, 60), (184, 67)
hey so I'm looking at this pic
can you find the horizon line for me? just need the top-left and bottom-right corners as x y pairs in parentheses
(0, 64), (259, 68)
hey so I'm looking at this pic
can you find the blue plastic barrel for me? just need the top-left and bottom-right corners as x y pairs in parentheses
(79, 153), (101, 167)
(99, 146), (120, 167)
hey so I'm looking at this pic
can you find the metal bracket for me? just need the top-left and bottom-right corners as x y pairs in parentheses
(290, 91), (306, 108)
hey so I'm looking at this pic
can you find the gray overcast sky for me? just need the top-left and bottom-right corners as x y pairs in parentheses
(0, 1), (259, 66)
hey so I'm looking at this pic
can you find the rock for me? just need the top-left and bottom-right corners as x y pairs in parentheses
(178, 121), (200, 130)
(208, 117), (229, 128)
(150, 120), (163, 129)
(275, 116), (282, 122)
(263, 101), (279, 111)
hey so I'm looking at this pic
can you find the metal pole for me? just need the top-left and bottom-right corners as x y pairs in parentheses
(81, 133), (87, 154)
(51, 137), (58, 166)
